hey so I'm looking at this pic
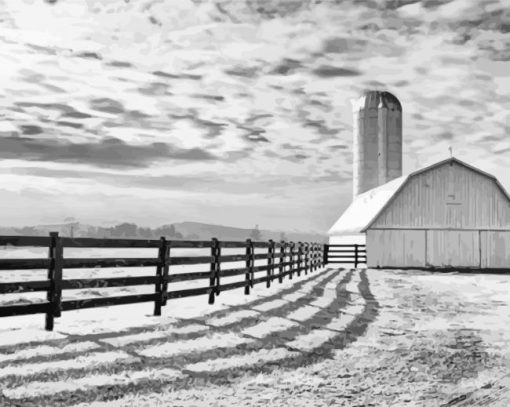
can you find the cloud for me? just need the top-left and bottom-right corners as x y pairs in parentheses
(0, 136), (216, 168)
(312, 65), (362, 78)
(89, 98), (125, 115)
(271, 58), (302, 75)
(20, 125), (43, 135)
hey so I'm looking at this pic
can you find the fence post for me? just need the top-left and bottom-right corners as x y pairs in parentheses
(208, 238), (220, 304)
(312, 243), (317, 272)
(305, 242), (311, 274)
(316, 243), (323, 269)
(46, 232), (63, 331)
(245, 239), (253, 295)
(267, 240), (275, 288)
(279, 241), (285, 283)
(162, 240), (171, 306)
(154, 237), (169, 316)
(216, 240), (221, 297)
(289, 242), (294, 280)
(354, 244), (359, 269)
(323, 244), (329, 266)
(297, 242), (303, 277)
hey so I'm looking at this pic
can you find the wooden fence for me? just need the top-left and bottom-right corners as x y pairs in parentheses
(324, 244), (367, 267)
(0, 234), (326, 331)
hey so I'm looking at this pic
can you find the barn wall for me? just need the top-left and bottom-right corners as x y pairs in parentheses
(371, 162), (510, 229)
(368, 229), (510, 268)
(367, 229), (426, 268)
(480, 231), (510, 268)
(426, 230), (480, 267)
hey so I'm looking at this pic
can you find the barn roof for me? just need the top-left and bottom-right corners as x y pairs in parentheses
(328, 157), (510, 236)
(328, 175), (407, 236)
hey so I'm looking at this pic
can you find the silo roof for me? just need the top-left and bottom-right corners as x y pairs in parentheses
(352, 90), (402, 111)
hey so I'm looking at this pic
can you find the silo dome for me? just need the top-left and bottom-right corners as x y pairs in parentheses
(352, 90), (403, 198)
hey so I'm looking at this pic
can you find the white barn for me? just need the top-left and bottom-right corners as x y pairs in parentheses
(329, 157), (510, 269)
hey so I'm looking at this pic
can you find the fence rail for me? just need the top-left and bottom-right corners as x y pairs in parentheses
(0, 233), (327, 331)
(325, 244), (367, 268)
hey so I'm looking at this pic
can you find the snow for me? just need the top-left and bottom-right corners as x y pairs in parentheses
(138, 332), (254, 358)
(4, 368), (183, 399)
(184, 348), (298, 372)
(0, 341), (98, 364)
(252, 299), (288, 312)
(286, 329), (338, 352)
(100, 324), (208, 347)
(207, 309), (259, 327)
(1, 266), (510, 406)
(0, 351), (135, 378)
(0, 328), (66, 347)
(241, 316), (299, 339)
(287, 305), (321, 322)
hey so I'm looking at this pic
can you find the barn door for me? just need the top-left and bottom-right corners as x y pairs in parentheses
(426, 230), (480, 268)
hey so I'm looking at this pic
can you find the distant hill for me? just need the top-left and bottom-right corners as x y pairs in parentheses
(172, 222), (327, 243)
(1, 221), (327, 243)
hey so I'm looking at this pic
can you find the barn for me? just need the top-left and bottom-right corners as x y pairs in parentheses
(330, 157), (510, 269)
(329, 89), (510, 269)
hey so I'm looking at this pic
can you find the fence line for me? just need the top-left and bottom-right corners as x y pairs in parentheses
(0, 233), (328, 331)
(325, 244), (367, 268)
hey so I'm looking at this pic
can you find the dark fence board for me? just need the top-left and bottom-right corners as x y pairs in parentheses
(0, 236), (51, 247)
(252, 275), (270, 285)
(328, 255), (361, 259)
(328, 249), (367, 253)
(219, 280), (249, 292)
(219, 241), (247, 248)
(0, 259), (50, 270)
(61, 294), (157, 311)
(328, 244), (366, 248)
(166, 240), (212, 248)
(61, 237), (160, 248)
(0, 280), (50, 294)
(62, 258), (159, 269)
(166, 286), (210, 299)
(167, 271), (211, 283)
(170, 256), (212, 266)
(252, 242), (270, 248)
(0, 302), (50, 317)
(253, 253), (270, 260)
(220, 267), (249, 278)
(219, 254), (248, 263)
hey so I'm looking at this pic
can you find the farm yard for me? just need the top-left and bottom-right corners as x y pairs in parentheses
(1, 257), (510, 406)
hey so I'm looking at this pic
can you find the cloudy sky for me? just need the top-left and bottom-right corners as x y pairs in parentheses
(0, 0), (508, 232)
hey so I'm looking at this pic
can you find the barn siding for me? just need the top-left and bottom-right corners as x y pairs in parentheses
(426, 230), (480, 267)
(371, 162), (510, 229)
(480, 231), (510, 268)
(367, 229), (426, 268)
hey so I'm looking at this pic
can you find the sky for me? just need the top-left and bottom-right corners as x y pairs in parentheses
(0, 0), (508, 232)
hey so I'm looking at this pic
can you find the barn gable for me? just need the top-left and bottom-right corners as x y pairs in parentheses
(365, 157), (510, 231)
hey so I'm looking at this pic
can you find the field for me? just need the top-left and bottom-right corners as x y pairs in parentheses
(1, 253), (510, 406)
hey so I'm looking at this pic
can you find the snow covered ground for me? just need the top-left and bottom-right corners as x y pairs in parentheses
(1, 266), (510, 406)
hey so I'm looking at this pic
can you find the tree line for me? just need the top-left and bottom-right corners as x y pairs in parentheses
(13, 223), (273, 241)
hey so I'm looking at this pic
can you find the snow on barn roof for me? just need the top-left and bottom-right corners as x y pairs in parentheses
(328, 157), (510, 236)
(328, 175), (407, 236)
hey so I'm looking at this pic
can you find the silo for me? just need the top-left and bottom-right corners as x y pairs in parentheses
(352, 90), (402, 198)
